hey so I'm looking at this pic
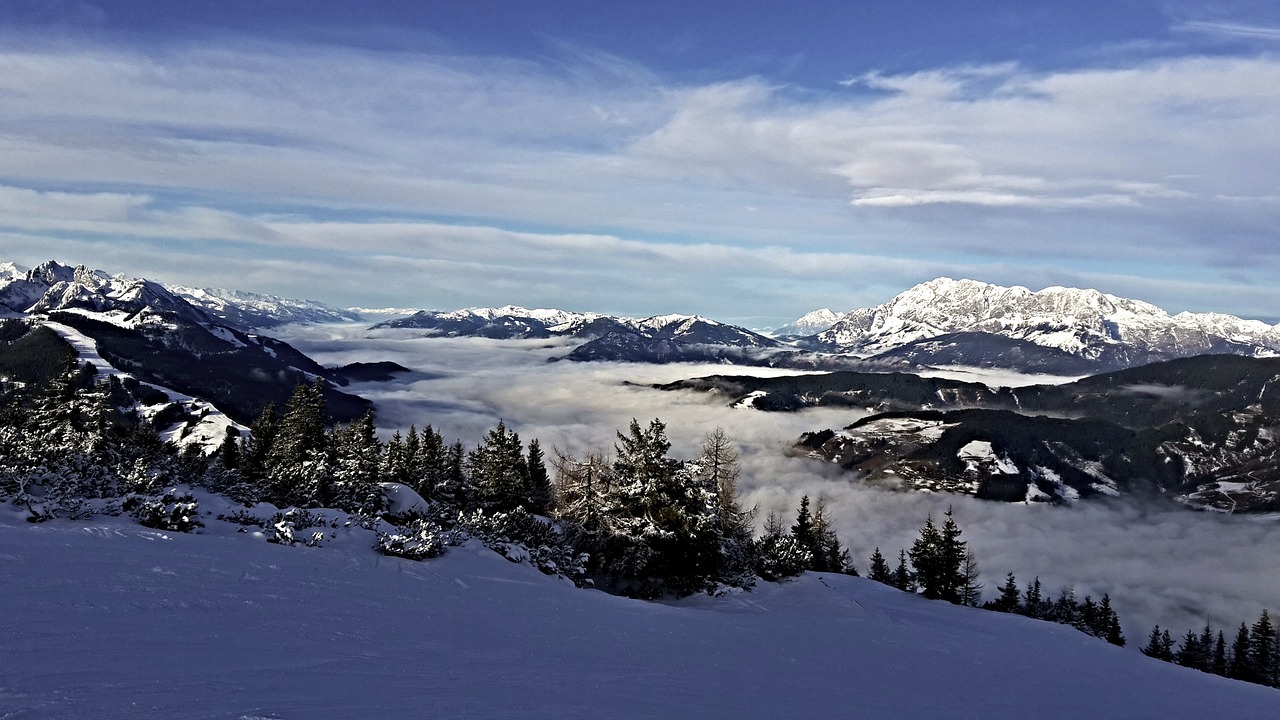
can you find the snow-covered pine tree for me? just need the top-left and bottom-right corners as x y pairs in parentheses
(566, 419), (725, 596)
(329, 409), (383, 513)
(754, 511), (810, 582)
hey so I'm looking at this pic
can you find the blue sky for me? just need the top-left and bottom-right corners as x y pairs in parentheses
(2, 1), (1280, 325)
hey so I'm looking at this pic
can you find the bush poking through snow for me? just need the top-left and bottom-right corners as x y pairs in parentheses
(460, 507), (587, 583)
(125, 489), (203, 533)
(374, 518), (450, 560)
(266, 507), (325, 546)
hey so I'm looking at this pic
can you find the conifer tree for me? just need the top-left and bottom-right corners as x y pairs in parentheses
(754, 511), (810, 582)
(987, 572), (1021, 613)
(1250, 609), (1278, 687)
(1229, 622), (1253, 680)
(382, 430), (408, 486)
(790, 495), (817, 566)
(330, 409), (383, 513)
(697, 429), (755, 586)
(892, 549), (916, 592)
(868, 547), (893, 584)
(1021, 577), (1045, 618)
(1143, 625), (1175, 661)
(552, 448), (612, 533)
(699, 427), (750, 532)
(958, 550), (983, 606)
(938, 508), (967, 603)
(1213, 630), (1228, 676)
(810, 497), (854, 574)
(1176, 629), (1206, 671)
(524, 438), (553, 515)
(607, 419), (722, 595)
(1099, 594), (1125, 647)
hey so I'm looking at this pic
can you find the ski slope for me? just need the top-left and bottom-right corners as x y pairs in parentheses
(2, 502), (1277, 719)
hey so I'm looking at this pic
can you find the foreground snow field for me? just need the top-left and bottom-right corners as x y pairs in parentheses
(3, 505), (1278, 719)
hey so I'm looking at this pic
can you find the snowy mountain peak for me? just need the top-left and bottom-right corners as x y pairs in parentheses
(817, 277), (1280, 369)
(774, 308), (842, 337)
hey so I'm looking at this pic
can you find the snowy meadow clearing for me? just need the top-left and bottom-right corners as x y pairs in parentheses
(280, 324), (1280, 639)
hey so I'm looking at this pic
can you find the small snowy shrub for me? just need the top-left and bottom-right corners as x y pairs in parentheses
(374, 518), (449, 560)
(125, 489), (203, 533)
(217, 509), (265, 527)
(266, 508), (323, 545)
(460, 508), (587, 583)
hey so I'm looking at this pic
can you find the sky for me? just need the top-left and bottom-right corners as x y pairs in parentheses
(2, 1), (1280, 326)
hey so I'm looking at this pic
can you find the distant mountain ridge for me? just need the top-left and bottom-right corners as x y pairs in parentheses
(172, 286), (364, 329)
(790, 278), (1280, 372)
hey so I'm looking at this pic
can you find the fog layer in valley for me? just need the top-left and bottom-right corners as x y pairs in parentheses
(281, 323), (1280, 640)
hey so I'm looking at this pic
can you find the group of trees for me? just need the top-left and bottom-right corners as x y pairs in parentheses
(0, 359), (211, 519)
(1143, 611), (1280, 688)
(865, 511), (1126, 648)
(985, 574), (1125, 646)
(866, 509), (981, 605)
(754, 495), (856, 581)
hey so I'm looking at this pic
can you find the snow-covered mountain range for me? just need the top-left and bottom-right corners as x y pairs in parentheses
(794, 278), (1280, 372)
(375, 306), (776, 346)
(0, 260), (372, 428)
(172, 286), (364, 328)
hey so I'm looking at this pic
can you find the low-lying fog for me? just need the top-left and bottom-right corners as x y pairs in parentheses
(281, 323), (1280, 642)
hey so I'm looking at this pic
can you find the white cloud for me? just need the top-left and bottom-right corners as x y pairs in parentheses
(1174, 20), (1280, 42)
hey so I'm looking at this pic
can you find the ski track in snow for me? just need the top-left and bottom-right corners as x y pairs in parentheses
(2, 504), (1279, 720)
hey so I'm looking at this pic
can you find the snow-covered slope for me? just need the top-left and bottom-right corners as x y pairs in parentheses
(4, 506), (1277, 719)
(813, 278), (1280, 370)
(172, 286), (364, 329)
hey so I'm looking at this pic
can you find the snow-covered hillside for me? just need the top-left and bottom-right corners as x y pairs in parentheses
(3, 505), (1277, 719)
(812, 278), (1280, 370)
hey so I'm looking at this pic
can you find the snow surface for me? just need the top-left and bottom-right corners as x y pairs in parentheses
(3, 505), (1279, 719)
